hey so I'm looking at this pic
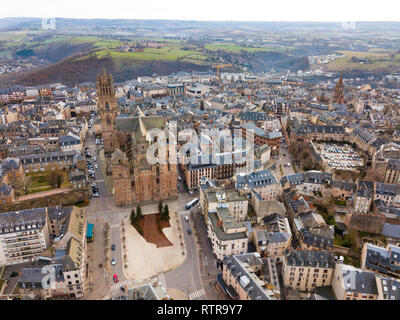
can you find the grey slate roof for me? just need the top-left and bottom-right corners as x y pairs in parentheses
(285, 250), (335, 269)
(223, 253), (277, 300)
(340, 264), (377, 295)
(382, 223), (400, 239)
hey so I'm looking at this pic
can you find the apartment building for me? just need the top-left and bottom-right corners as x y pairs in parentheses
(202, 188), (248, 223)
(241, 123), (281, 155)
(221, 253), (279, 300)
(59, 132), (82, 152)
(238, 111), (267, 128)
(280, 171), (332, 196)
(350, 126), (376, 153)
(0, 183), (14, 204)
(236, 169), (281, 201)
(384, 159), (400, 185)
(332, 263), (378, 300)
(254, 213), (292, 262)
(353, 189), (373, 213)
(0, 208), (50, 266)
(0, 157), (25, 186)
(283, 250), (335, 292)
(47, 206), (73, 238)
(18, 264), (66, 299)
(361, 243), (400, 278)
(290, 124), (345, 144)
(331, 180), (356, 201)
(374, 182), (400, 208)
(185, 152), (247, 190)
(207, 204), (248, 261)
(293, 211), (334, 252)
(19, 150), (77, 173)
(375, 275), (400, 300)
(18, 206), (87, 300)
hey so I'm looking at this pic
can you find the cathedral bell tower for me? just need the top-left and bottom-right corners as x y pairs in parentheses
(97, 68), (119, 155)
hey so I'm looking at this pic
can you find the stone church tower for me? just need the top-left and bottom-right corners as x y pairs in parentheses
(332, 73), (345, 104)
(111, 148), (132, 206)
(97, 68), (119, 155)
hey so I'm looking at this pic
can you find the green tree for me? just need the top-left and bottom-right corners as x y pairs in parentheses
(46, 170), (63, 188)
(163, 204), (170, 219)
(136, 205), (143, 220)
(56, 173), (63, 188)
(130, 208), (137, 224)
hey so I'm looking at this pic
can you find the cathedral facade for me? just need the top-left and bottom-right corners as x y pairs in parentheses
(97, 69), (178, 206)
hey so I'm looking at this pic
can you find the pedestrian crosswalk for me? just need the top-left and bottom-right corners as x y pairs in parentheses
(189, 288), (206, 300)
(111, 224), (120, 229)
(111, 279), (134, 289)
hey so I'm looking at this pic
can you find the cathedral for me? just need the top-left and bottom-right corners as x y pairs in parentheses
(97, 69), (178, 206)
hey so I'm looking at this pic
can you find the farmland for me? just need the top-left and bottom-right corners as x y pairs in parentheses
(326, 50), (400, 73)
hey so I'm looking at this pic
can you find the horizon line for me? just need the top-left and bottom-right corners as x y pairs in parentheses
(1, 16), (400, 23)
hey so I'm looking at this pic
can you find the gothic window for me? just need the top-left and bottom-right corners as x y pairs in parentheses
(105, 102), (110, 110)
(107, 117), (111, 125)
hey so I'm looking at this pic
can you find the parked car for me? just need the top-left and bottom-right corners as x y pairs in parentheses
(10, 271), (19, 277)
(111, 258), (116, 265)
(187, 228), (191, 235)
(185, 216), (189, 222)
(111, 244), (115, 251)
(113, 274), (119, 283)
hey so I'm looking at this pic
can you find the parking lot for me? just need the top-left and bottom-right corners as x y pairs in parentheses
(315, 142), (364, 171)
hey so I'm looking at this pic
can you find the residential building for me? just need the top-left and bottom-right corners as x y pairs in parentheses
(376, 275), (400, 300)
(221, 253), (279, 300)
(361, 243), (400, 278)
(207, 204), (248, 261)
(235, 169), (281, 201)
(282, 250), (335, 292)
(332, 263), (378, 300)
(0, 208), (50, 266)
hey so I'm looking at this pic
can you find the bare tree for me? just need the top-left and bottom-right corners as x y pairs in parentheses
(17, 175), (32, 195)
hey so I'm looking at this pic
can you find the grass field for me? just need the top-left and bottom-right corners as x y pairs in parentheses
(26, 171), (71, 195)
(93, 44), (210, 70)
(326, 50), (400, 72)
(205, 42), (273, 53)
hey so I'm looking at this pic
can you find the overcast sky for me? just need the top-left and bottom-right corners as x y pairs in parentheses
(1, 0), (400, 21)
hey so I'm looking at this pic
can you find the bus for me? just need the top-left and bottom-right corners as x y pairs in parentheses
(185, 198), (199, 210)
(86, 222), (94, 242)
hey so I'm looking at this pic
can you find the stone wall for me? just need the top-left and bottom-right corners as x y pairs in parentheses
(0, 188), (90, 213)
